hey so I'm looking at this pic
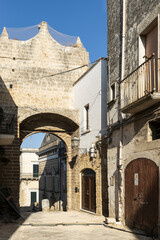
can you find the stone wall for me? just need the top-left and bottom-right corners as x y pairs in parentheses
(70, 146), (108, 216)
(107, 0), (122, 84)
(107, 0), (159, 83)
(0, 21), (89, 208)
(107, 0), (160, 232)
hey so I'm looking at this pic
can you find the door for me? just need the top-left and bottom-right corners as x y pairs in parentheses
(31, 192), (37, 205)
(82, 169), (96, 213)
(125, 158), (158, 232)
(145, 23), (158, 91)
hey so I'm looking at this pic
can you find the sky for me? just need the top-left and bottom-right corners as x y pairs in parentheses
(0, 0), (107, 148)
(0, 0), (107, 63)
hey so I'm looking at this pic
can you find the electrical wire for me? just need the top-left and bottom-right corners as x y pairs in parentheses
(0, 58), (107, 84)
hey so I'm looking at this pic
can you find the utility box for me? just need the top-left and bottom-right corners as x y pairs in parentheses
(42, 199), (49, 212)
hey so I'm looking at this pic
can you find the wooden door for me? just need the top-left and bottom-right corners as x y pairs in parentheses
(125, 158), (158, 232)
(82, 175), (89, 210)
(145, 23), (158, 91)
(146, 24), (158, 59)
(82, 169), (96, 213)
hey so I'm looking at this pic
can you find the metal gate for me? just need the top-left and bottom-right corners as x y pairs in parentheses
(125, 158), (158, 232)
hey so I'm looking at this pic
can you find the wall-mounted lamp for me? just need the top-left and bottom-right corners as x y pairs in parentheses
(89, 143), (97, 159)
(71, 136), (80, 148)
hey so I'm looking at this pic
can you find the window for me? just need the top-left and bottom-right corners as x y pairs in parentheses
(84, 104), (89, 131)
(110, 82), (116, 101)
(149, 120), (160, 140)
(31, 191), (37, 205)
(33, 164), (39, 178)
(139, 18), (158, 65)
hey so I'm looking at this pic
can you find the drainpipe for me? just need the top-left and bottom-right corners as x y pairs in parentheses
(117, 0), (127, 221)
(59, 157), (62, 211)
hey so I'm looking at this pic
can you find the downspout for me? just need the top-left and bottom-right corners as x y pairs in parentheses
(59, 157), (62, 211)
(117, 0), (127, 221)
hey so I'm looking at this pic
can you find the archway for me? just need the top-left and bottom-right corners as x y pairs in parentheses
(20, 132), (68, 212)
(81, 168), (96, 213)
(19, 111), (79, 211)
(125, 158), (158, 233)
(0, 111), (79, 212)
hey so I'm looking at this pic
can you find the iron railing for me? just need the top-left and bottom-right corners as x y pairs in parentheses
(120, 58), (160, 109)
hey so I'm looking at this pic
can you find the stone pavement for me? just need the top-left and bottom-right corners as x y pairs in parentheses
(0, 211), (154, 240)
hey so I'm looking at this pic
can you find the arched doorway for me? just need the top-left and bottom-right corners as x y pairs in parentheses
(20, 132), (67, 212)
(125, 158), (158, 232)
(82, 168), (96, 213)
(19, 112), (79, 211)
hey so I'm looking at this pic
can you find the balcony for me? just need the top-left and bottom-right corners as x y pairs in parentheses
(20, 173), (39, 180)
(0, 109), (15, 145)
(120, 58), (160, 114)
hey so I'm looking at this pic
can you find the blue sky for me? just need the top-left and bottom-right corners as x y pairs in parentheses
(0, 0), (107, 148)
(0, 0), (107, 63)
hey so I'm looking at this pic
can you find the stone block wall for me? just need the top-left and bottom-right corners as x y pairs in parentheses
(107, 0), (160, 228)
(70, 148), (108, 216)
(0, 21), (89, 208)
(107, 0), (159, 83)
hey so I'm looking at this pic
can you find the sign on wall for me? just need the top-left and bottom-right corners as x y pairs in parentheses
(134, 173), (139, 186)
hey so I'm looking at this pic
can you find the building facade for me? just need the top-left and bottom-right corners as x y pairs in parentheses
(72, 58), (108, 215)
(38, 133), (67, 211)
(0, 21), (89, 209)
(107, 0), (160, 236)
(19, 148), (39, 211)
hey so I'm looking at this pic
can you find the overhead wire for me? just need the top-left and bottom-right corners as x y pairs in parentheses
(0, 59), (101, 84)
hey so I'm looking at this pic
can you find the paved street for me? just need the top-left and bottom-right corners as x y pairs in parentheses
(0, 211), (153, 240)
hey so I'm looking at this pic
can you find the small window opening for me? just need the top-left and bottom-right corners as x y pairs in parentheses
(149, 120), (160, 140)
(33, 164), (39, 178)
(110, 83), (116, 101)
(84, 104), (89, 130)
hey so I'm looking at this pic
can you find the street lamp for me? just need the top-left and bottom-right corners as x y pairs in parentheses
(71, 136), (80, 148)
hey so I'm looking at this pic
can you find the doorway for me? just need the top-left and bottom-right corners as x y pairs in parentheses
(125, 158), (158, 232)
(82, 169), (96, 213)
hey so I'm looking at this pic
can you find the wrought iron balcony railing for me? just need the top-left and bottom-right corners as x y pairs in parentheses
(120, 58), (160, 113)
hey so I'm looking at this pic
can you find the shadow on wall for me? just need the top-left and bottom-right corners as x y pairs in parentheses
(99, 142), (109, 217)
(0, 75), (23, 238)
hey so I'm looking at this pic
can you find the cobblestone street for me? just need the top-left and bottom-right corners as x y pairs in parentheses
(0, 211), (153, 240)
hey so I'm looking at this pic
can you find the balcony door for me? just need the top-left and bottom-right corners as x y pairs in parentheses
(145, 24), (158, 59)
(145, 22), (158, 91)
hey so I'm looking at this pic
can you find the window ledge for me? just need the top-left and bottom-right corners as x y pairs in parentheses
(81, 129), (91, 136)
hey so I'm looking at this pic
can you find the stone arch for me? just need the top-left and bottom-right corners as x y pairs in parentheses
(20, 112), (79, 134)
(81, 168), (96, 175)
(123, 153), (158, 170)
(19, 112), (80, 210)
(19, 112), (79, 153)
(21, 131), (69, 154)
